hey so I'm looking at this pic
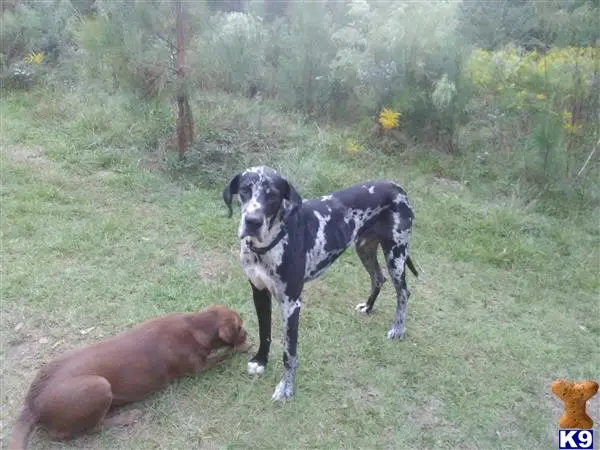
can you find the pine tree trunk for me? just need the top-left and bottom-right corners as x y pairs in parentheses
(174, 0), (194, 161)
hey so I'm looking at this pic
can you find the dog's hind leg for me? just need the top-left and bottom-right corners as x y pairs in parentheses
(381, 241), (411, 340)
(36, 376), (113, 439)
(355, 238), (386, 314)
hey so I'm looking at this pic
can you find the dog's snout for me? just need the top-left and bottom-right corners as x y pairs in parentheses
(245, 215), (264, 230)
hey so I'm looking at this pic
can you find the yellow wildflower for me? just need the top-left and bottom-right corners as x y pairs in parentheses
(562, 110), (580, 135)
(345, 139), (363, 155)
(24, 52), (44, 65)
(378, 108), (401, 130)
(536, 94), (546, 101)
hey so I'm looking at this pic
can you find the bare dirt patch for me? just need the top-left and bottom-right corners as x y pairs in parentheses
(433, 176), (466, 191)
(198, 252), (234, 280)
(2, 145), (60, 174)
(176, 240), (198, 262)
(3, 145), (118, 183)
(409, 397), (446, 428)
(5, 145), (50, 165)
(175, 240), (234, 281)
(93, 169), (119, 180)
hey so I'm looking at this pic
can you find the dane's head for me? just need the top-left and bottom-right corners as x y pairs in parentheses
(222, 166), (302, 243)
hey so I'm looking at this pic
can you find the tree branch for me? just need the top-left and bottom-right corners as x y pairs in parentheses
(155, 32), (177, 52)
(576, 137), (600, 179)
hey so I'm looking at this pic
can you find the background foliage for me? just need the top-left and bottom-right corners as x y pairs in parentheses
(1, 0), (599, 214)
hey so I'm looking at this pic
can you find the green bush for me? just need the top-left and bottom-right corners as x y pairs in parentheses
(76, 0), (209, 98)
(188, 11), (268, 93)
(0, 1), (75, 89)
(1, 2), (73, 66)
(462, 44), (599, 199)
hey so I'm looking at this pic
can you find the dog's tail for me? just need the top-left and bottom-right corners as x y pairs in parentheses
(406, 256), (419, 278)
(8, 405), (37, 450)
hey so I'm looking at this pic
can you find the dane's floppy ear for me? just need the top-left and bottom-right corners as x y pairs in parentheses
(284, 179), (303, 206)
(222, 173), (240, 218)
(281, 178), (303, 220)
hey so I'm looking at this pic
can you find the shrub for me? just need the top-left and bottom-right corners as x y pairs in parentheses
(1, 2), (73, 66)
(0, 1), (75, 90)
(188, 11), (268, 93)
(76, 0), (209, 98)
(464, 45), (599, 172)
(274, 1), (336, 117)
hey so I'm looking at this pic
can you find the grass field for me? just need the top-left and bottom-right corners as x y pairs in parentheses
(1, 88), (598, 449)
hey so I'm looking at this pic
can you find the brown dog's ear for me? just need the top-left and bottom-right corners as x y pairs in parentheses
(218, 316), (241, 345)
(222, 173), (241, 218)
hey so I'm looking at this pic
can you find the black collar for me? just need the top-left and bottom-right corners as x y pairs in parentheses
(248, 227), (287, 255)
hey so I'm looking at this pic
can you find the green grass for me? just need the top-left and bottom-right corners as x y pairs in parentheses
(1, 88), (598, 449)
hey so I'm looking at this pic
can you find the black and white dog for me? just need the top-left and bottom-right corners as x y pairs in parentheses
(223, 166), (418, 401)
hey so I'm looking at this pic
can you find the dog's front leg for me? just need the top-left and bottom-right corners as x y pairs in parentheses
(272, 295), (302, 401)
(248, 282), (272, 374)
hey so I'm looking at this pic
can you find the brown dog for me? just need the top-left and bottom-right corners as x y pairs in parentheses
(9, 305), (249, 450)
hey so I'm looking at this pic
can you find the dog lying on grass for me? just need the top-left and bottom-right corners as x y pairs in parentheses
(9, 305), (250, 450)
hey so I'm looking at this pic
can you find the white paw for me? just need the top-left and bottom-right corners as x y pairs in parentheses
(355, 302), (370, 314)
(386, 327), (405, 340)
(247, 361), (265, 374)
(271, 379), (294, 401)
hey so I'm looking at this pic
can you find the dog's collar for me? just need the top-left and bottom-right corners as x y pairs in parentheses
(248, 227), (287, 255)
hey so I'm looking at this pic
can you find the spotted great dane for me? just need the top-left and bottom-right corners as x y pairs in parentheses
(222, 166), (418, 401)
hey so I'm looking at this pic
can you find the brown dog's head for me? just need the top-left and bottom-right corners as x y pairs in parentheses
(213, 306), (247, 347)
